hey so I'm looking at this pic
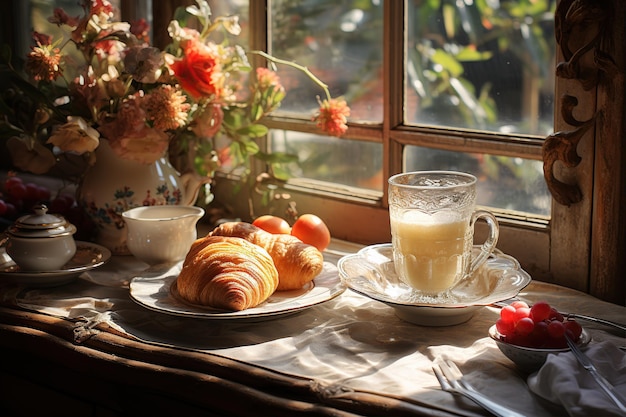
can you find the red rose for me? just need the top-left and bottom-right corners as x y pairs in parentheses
(170, 40), (224, 100)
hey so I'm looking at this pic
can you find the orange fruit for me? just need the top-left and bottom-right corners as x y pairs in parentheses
(252, 215), (292, 234)
(290, 214), (331, 251)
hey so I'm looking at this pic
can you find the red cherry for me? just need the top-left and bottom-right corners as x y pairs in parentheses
(564, 320), (583, 341)
(514, 317), (535, 336)
(36, 185), (51, 201)
(510, 300), (529, 310)
(496, 318), (514, 336)
(530, 301), (551, 322)
(7, 182), (27, 200)
(513, 307), (531, 323)
(547, 320), (566, 338)
(500, 305), (516, 323)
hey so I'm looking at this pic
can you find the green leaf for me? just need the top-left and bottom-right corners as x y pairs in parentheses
(251, 102), (264, 122)
(455, 47), (492, 62)
(431, 49), (464, 78)
(270, 164), (291, 181)
(442, 4), (456, 39)
(243, 139), (259, 155)
(236, 124), (268, 138)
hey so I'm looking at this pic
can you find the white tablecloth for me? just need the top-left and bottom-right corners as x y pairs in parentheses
(3, 244), (625, 417)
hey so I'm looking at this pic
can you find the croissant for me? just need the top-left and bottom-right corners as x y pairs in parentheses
(174, 235), (279, 311)
(209, 222), (324, 291)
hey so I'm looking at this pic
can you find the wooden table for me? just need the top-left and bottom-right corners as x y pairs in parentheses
(1, 242), (624, 417)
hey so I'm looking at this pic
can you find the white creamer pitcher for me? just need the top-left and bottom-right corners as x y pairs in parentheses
(122, 205), (205, 265)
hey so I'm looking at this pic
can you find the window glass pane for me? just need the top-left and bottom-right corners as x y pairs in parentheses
(406, 1), (556, 136)
(270, 0), (384, 122)
(271, 131), (383, 191)
(268, 0), (384, 191)
(404, 146), (550, 216)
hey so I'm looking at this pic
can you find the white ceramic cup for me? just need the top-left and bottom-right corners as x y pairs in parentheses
(122, 205), (204, 265)
(388, 171), (499, 296)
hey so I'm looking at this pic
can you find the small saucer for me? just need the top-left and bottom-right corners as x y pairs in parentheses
(337, 244), (532, 326)
(0, 241), (111, 287)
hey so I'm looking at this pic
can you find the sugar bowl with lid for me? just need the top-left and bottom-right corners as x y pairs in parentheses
(2, 204), (77, 271)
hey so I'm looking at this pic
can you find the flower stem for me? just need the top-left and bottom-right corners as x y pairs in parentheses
(251, 50), (331, 101)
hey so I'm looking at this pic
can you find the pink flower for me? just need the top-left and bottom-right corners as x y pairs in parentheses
(107, 127), (170, 165)
(98, 93), (170, 164)
(256, 67), (282, 91)
(314, 98), (350, 137)
(191, 103), (224, 138)
(98, 93), (147, 139)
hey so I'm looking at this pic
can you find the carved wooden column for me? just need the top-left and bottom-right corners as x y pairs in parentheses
(546, 0), (625, 304)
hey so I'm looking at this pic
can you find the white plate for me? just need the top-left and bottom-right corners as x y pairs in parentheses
(337, 244), (532, 326)
(0, 241), (112, 287)
(129, 262), (345, 321)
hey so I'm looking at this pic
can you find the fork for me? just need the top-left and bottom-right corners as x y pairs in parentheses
(565, 335), (626, 413)
(433, 359), (525, 417)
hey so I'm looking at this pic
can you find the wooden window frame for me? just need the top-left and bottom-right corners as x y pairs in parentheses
(129, 0), (625, 305)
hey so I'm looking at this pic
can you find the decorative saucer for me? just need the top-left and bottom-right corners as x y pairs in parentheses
(337, 244), (532, 326)
(0, 241), (112, 287)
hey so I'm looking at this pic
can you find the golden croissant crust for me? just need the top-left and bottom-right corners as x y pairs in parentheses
(208, 221), (324, 291)
(174, 235), (279, 311)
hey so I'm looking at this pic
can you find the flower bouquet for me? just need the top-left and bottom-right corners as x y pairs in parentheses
(0, 0), (349, 190)
(0, 0), (350, 251)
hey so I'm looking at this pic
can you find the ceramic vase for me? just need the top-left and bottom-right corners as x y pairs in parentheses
(77, 140), (203, 255)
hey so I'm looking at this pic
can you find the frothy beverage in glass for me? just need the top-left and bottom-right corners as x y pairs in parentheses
(388, 171), (499, 296)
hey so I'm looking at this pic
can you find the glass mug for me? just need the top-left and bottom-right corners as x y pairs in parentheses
(388, 171), (499, 296)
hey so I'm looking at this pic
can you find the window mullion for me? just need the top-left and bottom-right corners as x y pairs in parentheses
(384, 0), (405, 207)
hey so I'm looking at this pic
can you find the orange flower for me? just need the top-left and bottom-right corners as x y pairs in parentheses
(144, 85), (190, 131)
(25, 43), (63, 82)
(314, 98), (350, 137)
(170, 40), (224, 100)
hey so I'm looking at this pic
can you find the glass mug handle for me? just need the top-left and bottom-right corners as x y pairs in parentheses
(467, 210), (499, 277)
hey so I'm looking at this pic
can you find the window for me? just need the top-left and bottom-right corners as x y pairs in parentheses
(228, 0), (557, 278)
(219, 0), (622, 304)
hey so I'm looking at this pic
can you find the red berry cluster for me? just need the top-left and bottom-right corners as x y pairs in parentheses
(496, 301), (582, 349)
(1, 174), (94, 240)
(1, 175), (52, 219)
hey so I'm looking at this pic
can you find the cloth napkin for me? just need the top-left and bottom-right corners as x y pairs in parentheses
(527, 341), (626, 417)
